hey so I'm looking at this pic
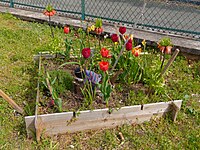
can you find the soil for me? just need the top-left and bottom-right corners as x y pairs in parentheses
(38, 56), (148, 114)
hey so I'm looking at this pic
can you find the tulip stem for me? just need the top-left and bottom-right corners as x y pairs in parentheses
(87, 31), (90, 48)
(49, 15), (54, 38)
(98, 34), (101, 49)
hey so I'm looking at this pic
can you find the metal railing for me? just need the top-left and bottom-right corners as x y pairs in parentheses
(1, 0), (200, 38)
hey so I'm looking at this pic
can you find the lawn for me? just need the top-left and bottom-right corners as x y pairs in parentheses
(0, 13), (199, 149)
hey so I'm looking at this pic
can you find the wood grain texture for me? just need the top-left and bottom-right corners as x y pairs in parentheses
(34, 56), (42, 141)
(0, 89), (24, 114)
(25, 100), (182, 138)
(170, 102), (180, 122)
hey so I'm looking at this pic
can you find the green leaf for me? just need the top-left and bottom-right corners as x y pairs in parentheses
(51, 77), (57, 85)
(46, 72), (51, 79)
(42, 81), (48, 89)
(59, 61), (81, 68)
(95, 18), (102, 28)
(45, 4), (54, 12)
(55, 98), (62, 112)
(159, 37), (172, 46)
(52, 89), (58, 99)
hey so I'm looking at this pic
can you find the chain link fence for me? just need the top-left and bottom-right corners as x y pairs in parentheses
(0, 0), (200, 38)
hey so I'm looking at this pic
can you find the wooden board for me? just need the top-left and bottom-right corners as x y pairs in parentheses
(33, 53), (65, 61)
(25, 100), (182, 138)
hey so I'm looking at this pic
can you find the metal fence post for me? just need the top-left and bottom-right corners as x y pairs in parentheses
(81, 0), (85, 20)
(10, 0), (14, 8)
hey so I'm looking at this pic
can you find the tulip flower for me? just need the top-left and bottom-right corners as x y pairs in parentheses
(142, 39), (146, 47)
(119, 26), (126, 35)
(95, 27), (103, 34)
(132, 46), (142, 57)
(99, 61), (109, 72)
(126, 42), (132, 51)
(91, 25), (95, 31)
(82, 48), (91, 58)
(111, 34), (119, 42)
(127, 39), (132, 43)
(100, 48), (111, 58)
(64, 26), (70, 34)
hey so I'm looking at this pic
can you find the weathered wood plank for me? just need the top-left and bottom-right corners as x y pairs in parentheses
(25, 100), (182, 137)
(170, 102), (180, 122)
(143, 100), (182, 113)
(50, 113), (157, 135)
(34, 56), (42, 141)
(0, 89), (24, 114)
(33, 53), (65, 61)
(25, 116), (35, 138)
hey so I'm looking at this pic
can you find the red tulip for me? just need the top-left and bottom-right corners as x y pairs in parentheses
(82, 48), (91, 58)
(126, 42), (132, 51)
(95, 27), (103, 34)
(127, 39), (132, 43)
(100, 48), (111, 58)
(64, 26), (70, 34)
(111, 34), (119, 42)
(119, 26), (126, 35)
(99, 61), (109, 72)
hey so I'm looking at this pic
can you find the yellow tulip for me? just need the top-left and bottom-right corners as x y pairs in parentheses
(142, 39), (146, 46)
(87, 27), (91, 32)
(91, 25), (95, 31)
(130, 34), (134, 40)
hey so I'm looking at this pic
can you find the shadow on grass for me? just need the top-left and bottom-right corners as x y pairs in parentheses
(23, 62), (39, 116)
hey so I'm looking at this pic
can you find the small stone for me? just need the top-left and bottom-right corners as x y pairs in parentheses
(69, 145), (74, 149)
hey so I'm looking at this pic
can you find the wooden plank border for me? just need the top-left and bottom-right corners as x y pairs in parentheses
(25, 100), (182, 138)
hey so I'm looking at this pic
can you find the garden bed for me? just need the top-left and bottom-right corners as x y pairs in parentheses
(25, 19), (186, 141)
(25, 53), (182, 140)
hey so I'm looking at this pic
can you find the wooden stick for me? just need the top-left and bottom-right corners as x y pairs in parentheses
(160, 49), (180, 77)
(0, 89), (24, 114)
(110, 69), (123, 84)
(35, 55), (42, 142)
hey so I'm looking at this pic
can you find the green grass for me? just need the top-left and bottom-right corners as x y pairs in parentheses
(0, 13), (199, 149)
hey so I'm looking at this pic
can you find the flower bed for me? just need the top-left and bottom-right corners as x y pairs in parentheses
(26, 52), (182, 140)
(25, 9), (184, 140)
